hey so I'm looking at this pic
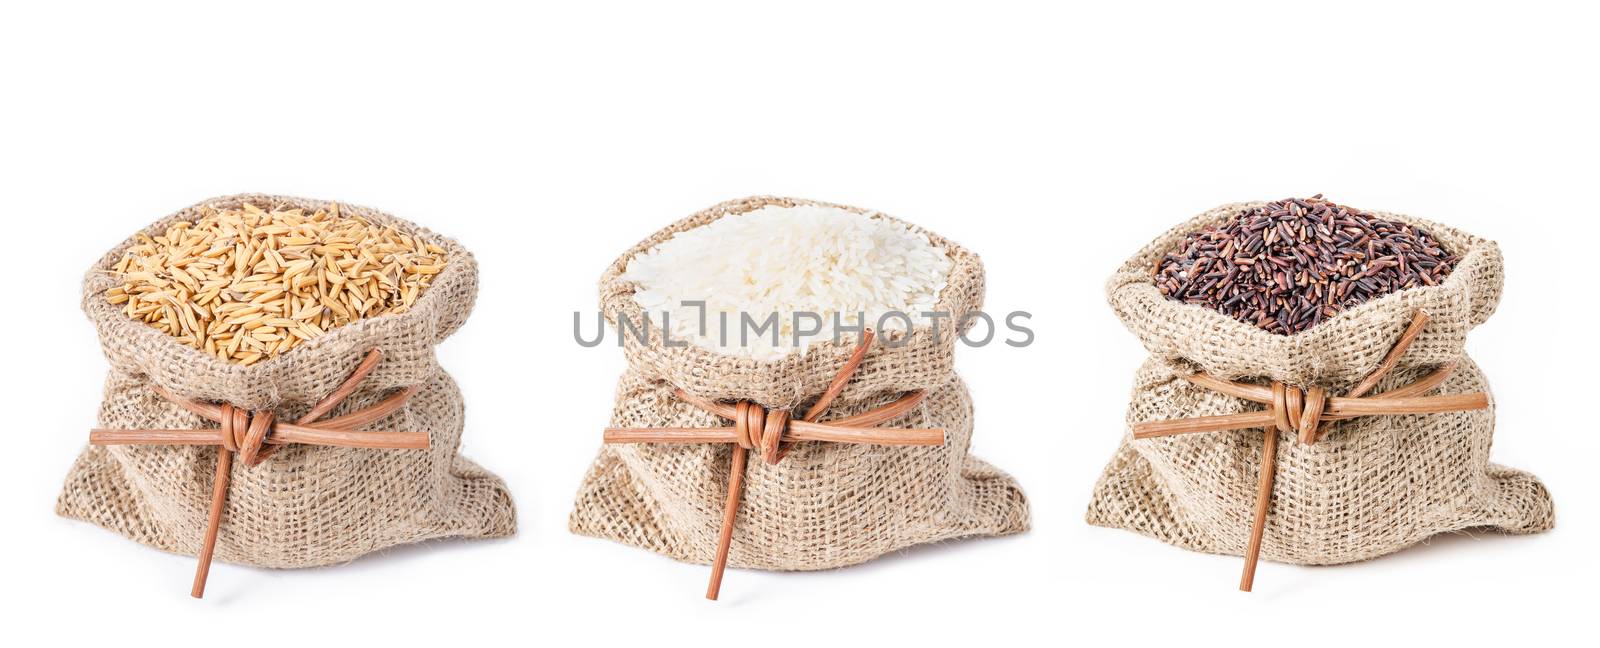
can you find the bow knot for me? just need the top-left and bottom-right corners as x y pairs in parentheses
(602, 330), (946, 600)
(216, 404), (275, 466)
(87, 348), (429, 598)
(1129, 311), (1490, 592)
(731, 401), (787, 465)
(1270, 382), (1327, 443)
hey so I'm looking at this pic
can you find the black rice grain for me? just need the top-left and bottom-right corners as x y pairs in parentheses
(1154, 195), (1458, 335)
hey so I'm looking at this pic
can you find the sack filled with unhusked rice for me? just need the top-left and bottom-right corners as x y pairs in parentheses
(570, 196), (1029, 585)
(58, 194), (515, 590)
(1086, 197), (1553, 589)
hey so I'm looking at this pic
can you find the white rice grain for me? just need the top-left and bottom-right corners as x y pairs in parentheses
(623, 204), (951, 360)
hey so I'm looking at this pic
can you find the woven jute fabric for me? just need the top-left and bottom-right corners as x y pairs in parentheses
(57, 194), (516, 568)
(570, 196), (1029, 570)
(1086, 202), (1554, 565)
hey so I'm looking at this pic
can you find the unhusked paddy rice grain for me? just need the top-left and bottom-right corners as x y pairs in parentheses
(105, 201), (447, 364)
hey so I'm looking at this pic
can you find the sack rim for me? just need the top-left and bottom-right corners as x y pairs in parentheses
(1109, 200), (1499, 340)
(80, 193), (477, 392)
(1106, 200), (1503, 385)
(598, 195), (984, 375)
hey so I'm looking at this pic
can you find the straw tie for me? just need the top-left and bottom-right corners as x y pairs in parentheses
(87, 348), (430, 599)
(1130, 311), (1490, 591)
(603, 329), (947, 600)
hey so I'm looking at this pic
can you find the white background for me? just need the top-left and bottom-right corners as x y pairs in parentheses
(2, 1), (1595, 646)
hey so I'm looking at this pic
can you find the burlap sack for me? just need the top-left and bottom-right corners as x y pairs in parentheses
(1086, 202), (1554, 565)
(570, 196), (1029, 570)
(57, 194), (516, 568)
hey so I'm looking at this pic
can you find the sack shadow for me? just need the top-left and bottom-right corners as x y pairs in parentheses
(198, 534), (521, 604)
(1259, 527), (1553, 599)
(1344, 526), (1552, 568)
(707, 531), (1032, 606)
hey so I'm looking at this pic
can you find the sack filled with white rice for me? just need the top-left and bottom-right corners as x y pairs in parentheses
(569, 196), (1030, 573)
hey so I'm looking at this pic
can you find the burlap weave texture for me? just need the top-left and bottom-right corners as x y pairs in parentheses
(570, 196), (1029, 570)
(58, 194), (515, 568)
(1086, 202), (1553, 564)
